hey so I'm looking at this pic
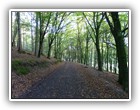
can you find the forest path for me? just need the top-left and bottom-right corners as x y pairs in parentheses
(19, 62), (128, 99)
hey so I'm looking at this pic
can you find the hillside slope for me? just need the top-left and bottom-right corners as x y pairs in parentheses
(11, 48), (128, 99)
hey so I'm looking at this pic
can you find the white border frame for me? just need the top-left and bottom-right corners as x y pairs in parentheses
(9, 9), (131, 101)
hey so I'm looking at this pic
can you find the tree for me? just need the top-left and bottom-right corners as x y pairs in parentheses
(84, 30), (89, 65)
(34, 12), (39, 56)
(12, 12), (18, 47)
(17, 12), (22, 52)
(47, 12), (71, 58)
(11, 12), (129, 94)
(30, 12), (34, 52)
(83, 12), (104, 71)
(38, 12), (52, 58)
(76, 18), (84, 63)
(47, 12), (59, 58)
(105, 12), (128, 92)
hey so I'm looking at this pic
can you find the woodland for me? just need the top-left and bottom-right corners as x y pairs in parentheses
(11, 11), (129, 98)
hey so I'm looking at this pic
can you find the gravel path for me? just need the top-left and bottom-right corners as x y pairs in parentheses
(19, 62), (96, 99)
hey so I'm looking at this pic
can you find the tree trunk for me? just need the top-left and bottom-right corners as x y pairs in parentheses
(17, 12), (22, 52)
(12, 12), (18, 47)
(106, 44), (109, 71)
(90, 48), (93, 66)
(94, 48), (97, 68)
(12, 24), (18, 47)
(101, 38), (104, 70)
(35, 12), (39, 56)
(37, 12), (42, 58)
(96, 44), (102, 71)
(111, 13), (128, 92)
(37, 41), (42, 57)
(95, 29), (102, 71)
(47, 45), (51, 59)
(110, 59), (112, 72)
(47, 35), (54, 59)
(54, 36), (57, 58)
(84, 33), (89, 65)
(31, 12), (34, 52)
(83, 12), (103, 71)
(38, 12), (52, 58)
(105, 12), (128, 92)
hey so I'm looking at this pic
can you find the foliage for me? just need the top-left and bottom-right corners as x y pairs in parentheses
(12, 59), (50, 75)
(11, 11), (128, 66)
(12, 59), (30, 75)
(16, 66), (30, 75)
(11, 11), (129, 78)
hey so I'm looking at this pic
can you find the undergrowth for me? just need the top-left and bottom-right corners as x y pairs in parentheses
(55, 59), (62, 64)
(12, 59), (30, 75)
(12, 59), (50, 75)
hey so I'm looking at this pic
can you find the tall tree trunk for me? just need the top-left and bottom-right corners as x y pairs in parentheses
(47, 44), (51, 59)
(12, 24), (18, 47)
(84, 33), (89, 65)
(47, 35), (54, 59)
(54, 36), (57, 58)
(12, 12), (18, 47)
(58, 36), (62, 60)
(106, 43), (109, 71)
(94, 48), (97, 68)
(105, 12), (128, 92)
(83, 12), (104, 71)
(17, 12), (22, 52)
(110, 59), (112, 72)
(105, 36), (109, 71)
(90, 47), (93, 66)
(31, 12), (34, 52)
(112, 13), (128, 92)
(101, 38), (104, 70)
(35, 12), (39, 56)
(38, 12), (52, 58)
(95, 29), (102, 71)
(37, 12), (42, 58)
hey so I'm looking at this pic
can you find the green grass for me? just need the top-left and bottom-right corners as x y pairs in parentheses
(12, 59), (50, 75)
(16, 66), (30, 75)
(12, 59), (30, 75)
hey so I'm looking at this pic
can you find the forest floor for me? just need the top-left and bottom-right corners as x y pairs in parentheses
(11, 48), (129, 99)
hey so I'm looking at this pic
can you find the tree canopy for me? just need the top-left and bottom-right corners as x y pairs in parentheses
(11, 11), (129, 92)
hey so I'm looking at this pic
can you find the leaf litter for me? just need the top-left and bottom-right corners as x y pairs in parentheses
(11, 48), (128, 99)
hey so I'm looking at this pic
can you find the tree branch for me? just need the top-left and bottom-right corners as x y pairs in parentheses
(42, 12), (52, 37)
(105, 12), (114, 33)
(83, 13), (95, 32)
(58, 21), (72, 32)
(98, 12), (105, 28)
(86, 22), (96, 44)
(122, 27), (128, 33)
(103, 41), (116, 49)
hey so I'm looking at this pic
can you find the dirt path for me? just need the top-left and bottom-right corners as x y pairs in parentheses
(18, 62), (128, 99)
